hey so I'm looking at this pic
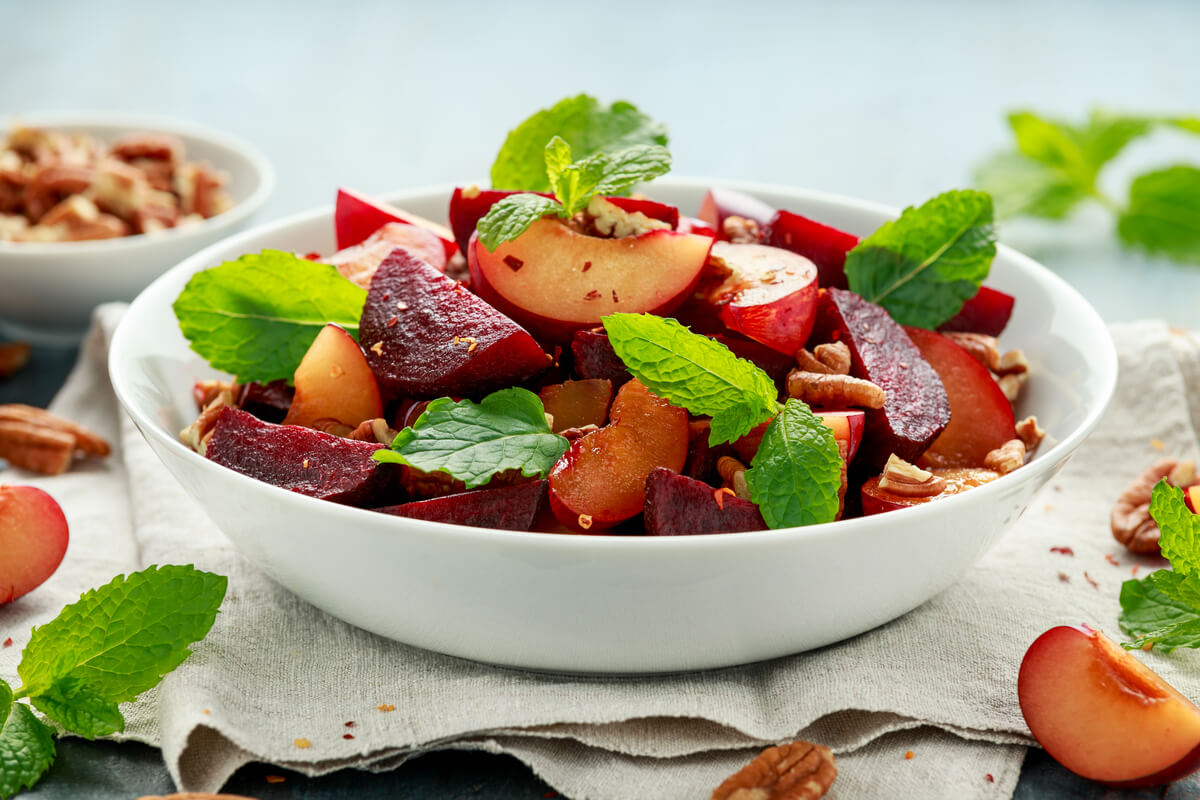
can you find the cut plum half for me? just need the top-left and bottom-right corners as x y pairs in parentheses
(938, 285), (1015, 337)
(761, 209), (858, 290)
(281, 323), (382, 430)
(538, 379), (613, 433)
(704, 241), (819, 355)
(335, 187), (457, 259)
(860, 467), (999, 514)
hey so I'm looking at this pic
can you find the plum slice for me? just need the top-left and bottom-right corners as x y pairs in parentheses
(860, 467), (999, 515)
(538, 378), (613, 432)
(205, 407), (403, 506)
(359, 248), (548, 399)
(811, 288), (950, 471)
(375, 480), (547, 531)
(761, 209), (858, 291)
(335, 187), (457, 259)
(644, 468), (766, 535)
(937, 285), (1015, 337)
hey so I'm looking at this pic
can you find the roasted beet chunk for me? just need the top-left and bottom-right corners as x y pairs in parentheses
(644, 468), (766, 535)
(375, 480), (547, 531)
(570, 328), (632, 383)
(811, 288), (950, 471)
(359, 248), (548, 399)
(205, 407), (402, 506)
(937, 285), (1015, 337)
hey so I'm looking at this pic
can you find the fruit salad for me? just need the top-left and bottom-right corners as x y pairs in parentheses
(173, 95), (1042, 535)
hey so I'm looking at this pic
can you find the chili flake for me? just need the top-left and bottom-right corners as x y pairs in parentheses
(1057, 572), (1070, 583)
(582, 261), (592, 272)
(986, 774), (994, 783)
(345, 721), (355, 727)
(1105, 554), (1120, 567)
(904, 750), (915, 760)
(1084, 571), (1099, 589)
(343, 733), (355, 740)
(454, 335), (479, 352)
(504, 255), (525, 272)
(2, 637), (11, 648)
(1049, 546), (1074, 556)
(386, 316), (399, 328)
(611, 289), (619, 303)
(584, 289), (602, 301)
(577, 513), (594, 530)
(713, 487), (735, 510)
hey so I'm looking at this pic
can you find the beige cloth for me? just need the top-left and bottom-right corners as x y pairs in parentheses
(3, 306), (1199, 800)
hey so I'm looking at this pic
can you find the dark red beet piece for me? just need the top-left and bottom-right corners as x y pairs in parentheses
(712, 333), (794, 388)
(205, 407), (403, 506)
(761, 210), (858, 290)
(374, 480), (547, 531)
(239, 379), (294, 423)
(811, 288), (950, 471)
(937, 286), (1015, 337)
(644, 468), (767, 535)
(360, 248), (548, 399)
(682, 420), (736, 486)
(570, 329), (632, 383)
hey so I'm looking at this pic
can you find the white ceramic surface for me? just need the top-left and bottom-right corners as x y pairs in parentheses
(108, 179), (1117, 673)
(0, 112), (274, 342)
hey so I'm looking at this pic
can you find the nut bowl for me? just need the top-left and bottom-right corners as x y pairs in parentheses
(0, 112), (274, 343)
(108, 179), (1117, 673)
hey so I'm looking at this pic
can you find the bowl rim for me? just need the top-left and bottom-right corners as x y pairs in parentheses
(0, 110), (275, 256)
(109, 177), (1119, 554)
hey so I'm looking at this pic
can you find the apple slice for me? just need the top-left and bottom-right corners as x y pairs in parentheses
(469, 220), (713, 342)
(281, 324), (382, 430)
(1019, 624), (1200, 787)
(704, 241), (820, 355)
(0, 485), (69, 604)
(697, 187), (775, 234)
(937, 285), (1015, 337)
(761, 209), (858, 290)
(860, 467), (999, 514)
(335, 187), (457, 259)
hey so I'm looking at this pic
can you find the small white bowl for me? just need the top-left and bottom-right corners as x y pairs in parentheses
(109, 179), (1117, 673)
(0, 112), (274, 343)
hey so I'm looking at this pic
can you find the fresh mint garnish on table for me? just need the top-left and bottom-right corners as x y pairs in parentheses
(975, 109), (1200, 264)
(490, 94), (668, 193)
(373, 388), (568, 488)
(0, 565), (227, 798)
(601, 313), (841, 528)
(844, 189), (996, 329)
(173, 250), (367, 384)
(1119, 481), (1200, 651)
(477, 136), (672, 252)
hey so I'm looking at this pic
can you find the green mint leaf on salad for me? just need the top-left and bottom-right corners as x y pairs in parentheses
(745, 399), (843, 529)
(374, 388), (568, 489)
(173, 250), (367, 384)
(1120, 481), (1200, 650)
(0, 695), (56, 800)
(601, 313), (779, 445)
(15, 565), (227, 738)
(476, 193), (563, 253)
(491, 94), (668, 193)
(844, 189), (996, 329)
(1117, 166), (1200, 264)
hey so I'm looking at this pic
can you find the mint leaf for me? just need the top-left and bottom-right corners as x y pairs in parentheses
(476, 193), (563, 253)
(1119, 571), (1200, 651)
(0, 681), (9, 730)
(490, 95), (668, 192)
(0, 700), (55, 799)
(974, 151), (1086, 220)
(1152, 480), (1200, 575)
(1118, 166), (1200, 264)
(544, 137), (672, 217)
(1172, 117), (1200, 135)
(844, 189), (996, 328)
(16, 565), (227, 738)
(173, 250), (367, 384)
(374, 388), (568, 489)
(601, 314), (780, 445)
(744, 400), (842, 529)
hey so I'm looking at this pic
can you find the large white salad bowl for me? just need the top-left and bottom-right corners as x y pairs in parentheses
(109, 179), (1117, 673)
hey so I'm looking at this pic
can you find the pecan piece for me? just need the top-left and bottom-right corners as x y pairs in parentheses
(0, 404), (109, 457)
(0, 341), (31, 379)
(722, 215), (761, 244)
(711, 740), (837, 800)
(111, 132), (184, 165)
(345, 417), (398, 445)
(984, 438), (1026, 475)
(717, 455), (752, 500)
(1111, 458), (1199, 554)
(0, 420), (75, 475)
(794, 341), (851, 376)
(179, 389), (236, 455)
(878, 453), (946, 497)
(1016, 415), (1045, 454)
(786, 369), (885, 409)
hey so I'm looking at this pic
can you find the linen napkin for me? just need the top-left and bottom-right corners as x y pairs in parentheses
(3, 304), (1199, 800)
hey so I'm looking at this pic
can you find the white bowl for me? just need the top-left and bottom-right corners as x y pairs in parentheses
(109, 179), (1117, 673)
(0, 112), (274, 343)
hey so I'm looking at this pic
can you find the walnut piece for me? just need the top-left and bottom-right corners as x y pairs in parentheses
(711, 740), (837, 800)
(786, 369), (885, 409)
(345, 417), (397, 445)
(878, 454), (946, 497)
(984, 438), (1026, 475)
(0, 404), (110, 474)
(1112, 458), (1199, 554)
(722, 214), (761, 244)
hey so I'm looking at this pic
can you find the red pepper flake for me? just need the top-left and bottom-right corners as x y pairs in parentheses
(713, 487), (735, 510)
(345, 721), (355, 727)
(343, 733), (355, 740)
(986, 773), (994, 783)
(611, 289), (619, 303)
(382, 292), (390, 301)
(2, 637), (12, 648)
(584, 289), (602, 301)
(386, 316), (399, 328)
(504, 255), (524, 272)
(904, 750), (915, 760)
(377, 703), (396, 712)
(265, 775), (286, 784)
(1084, 571), (1099, 589)
(1132, 565), (1140, 576)
(1049, 546), (1074, 556)
(581, 261), (592, 272)
(577, 513), (593, 530)
(302, 252), (321, 261)
(1105, 554), (1120, 567)
(1057, 572), (1070, 583)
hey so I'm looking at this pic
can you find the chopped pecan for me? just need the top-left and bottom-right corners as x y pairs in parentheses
(560, 423), (600, 441)
(984, 438), (1026, 475)
(0, 421), (74, 475)
(345, 417), (397, 444)
(1112, 458), (1199, 554)
(722, 215), (761, 244)
(878, 454), (946, 497)
(0, 404), (109, 456)
(0, 341), (31, 379)
(794, 341), (851, 376)
(717, 455), (752, 499)
(179, 389), (236, 455)
(175, 162), (230, 218)
(110, 132), (184, 164)
(944, 332), (1029, 377)
(711, 740), (837, 800)
(1015, 415), (1045, 454)
(23, 163), (96, 221)
(786, 369), (885, 409)
(997, 372), (1026, 403)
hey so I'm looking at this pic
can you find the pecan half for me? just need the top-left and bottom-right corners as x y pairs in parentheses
(0, 404), (109, 457)
(786, 369), (885, 409)
(711, 740), (837, 800)
(179, 390), (236, 455)
(1112, 458), (1199, 554)
(0, 421), (74, 475)
(795, 341), (851, 376)
(0, 341), (31, 379)
(984, 438), (1026, 475)
(346, 417), (398, 445)
(878, 454), (946, 497)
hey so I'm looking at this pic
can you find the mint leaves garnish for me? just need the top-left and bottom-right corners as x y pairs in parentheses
(975, 109), (1200, 264)
(477, 136), (672, 252)
(173, 250), (367, 384)
(745, 400), (843, 529)
(0, 565), (227, 797)
(1119, 481), (1200, 651)
(844, 189), (996, 329)
(490, 94), (668, 193)
(373, 388), (568, 489)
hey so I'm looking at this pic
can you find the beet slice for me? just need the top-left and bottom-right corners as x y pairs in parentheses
(761, 210), (858, 290)
(712, 333), (796, 388)
(570, 329), (632, 383)
(360, 248), (548, 399)
(937, 286), (1015, 337)
(811, 288), (950, 471)
(239, 379), (293, 423)
(375, 480), (547, 531)
(205, 407), (402, 506)
(644, 468), (766, 535)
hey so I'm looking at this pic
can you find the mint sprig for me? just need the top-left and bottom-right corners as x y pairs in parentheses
(844, 189), (996, 329)
(173, 250), (367, 384)
(0, 565), (227, 797)
(373, 388), (568, 489)
(1119, 481), (1200, 651)
(745, 400), (843, 529)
